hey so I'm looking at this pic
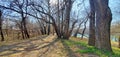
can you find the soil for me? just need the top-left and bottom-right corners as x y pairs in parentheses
(0, 35), (99, 57)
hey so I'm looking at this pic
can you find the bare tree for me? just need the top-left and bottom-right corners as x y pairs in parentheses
(0, 0), (77, 40)
(111, 20), (120, 48)
(88, 0), (95, 46)
(10, 0), (30, 39)
(0, 10), (4, 41)
(63, 0), (73, 39)
(81, 18), (88, 39)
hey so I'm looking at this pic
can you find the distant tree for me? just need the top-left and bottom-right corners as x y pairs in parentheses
(10, 0), (30, 39)
(73, 19), (85, 37)
(111, 20), (120, 48)
(81, 18), (88, 39)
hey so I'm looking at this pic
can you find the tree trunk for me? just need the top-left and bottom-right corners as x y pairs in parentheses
(88, 0), (95, 46)
(63, 0), (72, 39)
(47, 0), (51, 35)
(81, 19), (88, 39)
(20, 22), (25, 39)
(0, 10), (4, 41)
(37, 20), (45, 35)
(47, 23), (50, 35)
(95, 0), (112, 52)
(0, 28), (4, 41)
(74, 23), (81, 37)
(119, 36), (120, 48)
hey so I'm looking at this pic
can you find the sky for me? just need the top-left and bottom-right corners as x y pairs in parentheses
(109, 0), (120, 22)
(72, 0), (120, 23)
(0, 0), (120, 23)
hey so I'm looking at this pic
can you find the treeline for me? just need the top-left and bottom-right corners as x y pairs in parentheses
(0, 10), (54, 41)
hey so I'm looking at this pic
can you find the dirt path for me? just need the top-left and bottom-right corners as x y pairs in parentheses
(0, 35), (68, 57)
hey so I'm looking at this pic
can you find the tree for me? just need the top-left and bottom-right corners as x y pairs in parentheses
(47, 0), (51, 35)
(111, 20), (120, 48)
(81, 18), (88, 39)
(10, 0), (30, 39)
(88, 0), (95, 46)
(63, 0), (73, 39)
(0, 10), (4, 41)
(73, 19), (85, 37)
(0, 0), (76, 39)
(118, 36), (120, 48)
(94, 0), (112, 51)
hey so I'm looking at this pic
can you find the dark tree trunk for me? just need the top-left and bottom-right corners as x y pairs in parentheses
(0, 10), (4, 41)
(47, 23), (50, 35)
(63, 0), (72, 39)
(37, 20), (45, 35)
(74, 19), (85, 37)
(74, 23), (81, 37)
(118, 36), (120, 48)
(81, 19), (88, 39)
(88, 0), (95, 46)
(95, 0), (112, 51)
(0, 28), (4, 41)
(20, 24), (25, 39)
(23, 17), (30, 38)
(21, 12), (30, 39)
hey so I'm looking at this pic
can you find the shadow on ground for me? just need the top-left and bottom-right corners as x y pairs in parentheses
(0, 35), (59, 57)
(61, 40), (78, 57)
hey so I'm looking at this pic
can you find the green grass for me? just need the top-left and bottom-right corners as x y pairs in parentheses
(64, 38), (120, 57)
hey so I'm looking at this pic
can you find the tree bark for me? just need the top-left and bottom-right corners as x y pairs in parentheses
(95, 0), (112, 51)
(88, 0), (95, 46)
(23, 17), (30, 38)
(21, 11), (30, 39)
(0, 10), (4, 41)
(47, 0), (51, 35)
(63, 0), (72, 39)
(119, 36), (120, 48)
(81, 19), (88, 39)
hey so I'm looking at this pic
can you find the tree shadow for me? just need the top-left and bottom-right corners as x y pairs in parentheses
(0, 35), (58, 56)
(61, 39), (78, 57)
(38, 38), (59, 57)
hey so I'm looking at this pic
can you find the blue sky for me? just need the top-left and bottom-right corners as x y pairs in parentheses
(109, 0), (120, 22)
(72, 0), (120, 23)
(0, 0), (119, 23)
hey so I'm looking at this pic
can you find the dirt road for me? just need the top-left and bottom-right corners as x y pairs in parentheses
(0, 35), (68, 57)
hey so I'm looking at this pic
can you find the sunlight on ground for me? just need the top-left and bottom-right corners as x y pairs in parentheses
(64, 37), (120, 57)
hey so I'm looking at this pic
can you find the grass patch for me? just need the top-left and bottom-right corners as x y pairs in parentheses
(64, 38), (120, 57)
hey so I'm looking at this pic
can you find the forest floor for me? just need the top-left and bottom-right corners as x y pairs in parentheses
(0, 35), (119, 57)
